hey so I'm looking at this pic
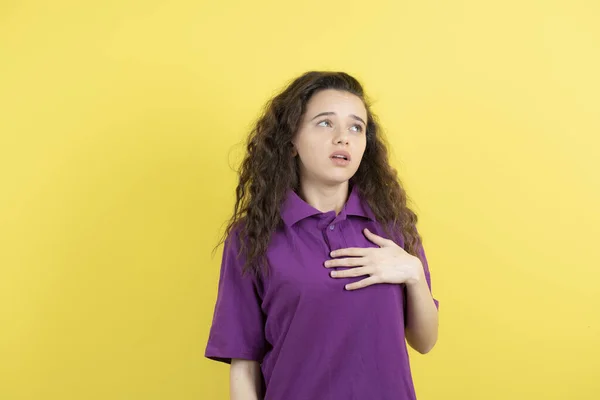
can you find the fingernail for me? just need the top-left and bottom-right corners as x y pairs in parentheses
(330, 271), (336, 277)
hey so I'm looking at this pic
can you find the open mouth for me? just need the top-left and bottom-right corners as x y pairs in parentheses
(330, 152), (351, 166)
(330, 151), (351, 162)
(331, 155), (349, 161)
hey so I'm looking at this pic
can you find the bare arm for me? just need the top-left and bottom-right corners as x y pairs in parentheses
(230, 359), (263, 400)
(404, 267), (439, 354)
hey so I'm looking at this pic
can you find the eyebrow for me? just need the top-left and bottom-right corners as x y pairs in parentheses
(310, 112), (366, 126)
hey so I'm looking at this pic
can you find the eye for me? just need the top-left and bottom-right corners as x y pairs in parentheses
(350, 124), (363, 133)
(317, 120), (332, 127)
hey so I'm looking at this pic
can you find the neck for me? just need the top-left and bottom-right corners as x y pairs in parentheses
(297, 180), (350, 215)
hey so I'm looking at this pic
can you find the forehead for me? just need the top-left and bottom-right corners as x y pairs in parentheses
(306, 89), (367, 118)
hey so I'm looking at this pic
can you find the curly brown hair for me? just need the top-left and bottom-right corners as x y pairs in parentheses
(216, 71), (424, 276)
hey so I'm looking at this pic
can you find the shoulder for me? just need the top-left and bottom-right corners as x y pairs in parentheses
(225, 217), (248, 243)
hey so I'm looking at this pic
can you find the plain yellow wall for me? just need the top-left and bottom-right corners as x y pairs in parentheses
(1, 0), (599, 399)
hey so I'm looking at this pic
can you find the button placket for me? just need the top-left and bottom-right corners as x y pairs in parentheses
(326, 222), (344, 253)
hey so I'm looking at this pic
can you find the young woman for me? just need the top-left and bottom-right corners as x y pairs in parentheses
(205, 71), (439, 400)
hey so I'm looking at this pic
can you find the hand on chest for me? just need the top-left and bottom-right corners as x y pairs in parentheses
(265, 218), (399, 298)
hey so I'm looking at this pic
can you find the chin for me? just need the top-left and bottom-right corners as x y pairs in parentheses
(322, 174), (355, 186)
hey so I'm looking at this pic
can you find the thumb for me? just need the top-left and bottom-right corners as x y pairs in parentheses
(363, 228), (391, 247)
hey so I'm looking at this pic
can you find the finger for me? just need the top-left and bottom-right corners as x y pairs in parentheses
(330, 266), (372, 278)
(363, 228), (394, 247)
(330, 248), (369, 258)
(324, 257), (367, 268)
(345, 276), (380, 291)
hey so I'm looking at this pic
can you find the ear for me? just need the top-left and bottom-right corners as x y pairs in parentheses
(291, 142), (297, 156)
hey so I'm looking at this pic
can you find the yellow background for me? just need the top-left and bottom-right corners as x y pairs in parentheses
(1, 0), (599, 399)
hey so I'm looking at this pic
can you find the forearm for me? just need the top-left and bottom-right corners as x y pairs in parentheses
(404, 269), (439, 354)
(230, 359), (263, 400)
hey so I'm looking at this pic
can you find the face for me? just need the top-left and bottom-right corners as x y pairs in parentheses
(292, 89), (367, 187)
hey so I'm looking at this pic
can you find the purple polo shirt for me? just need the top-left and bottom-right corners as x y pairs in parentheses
(205, 185), (438, 400)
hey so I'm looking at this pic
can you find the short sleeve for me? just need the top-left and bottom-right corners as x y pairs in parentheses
(400, 230), (439, 315)
(204, 230), (267, 364)
(417, 241), (439, 309)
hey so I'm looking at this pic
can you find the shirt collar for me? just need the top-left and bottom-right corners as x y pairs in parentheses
(280, 184), (376, 227)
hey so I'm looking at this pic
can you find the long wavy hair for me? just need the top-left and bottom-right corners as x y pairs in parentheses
(216, 71), (424, 276)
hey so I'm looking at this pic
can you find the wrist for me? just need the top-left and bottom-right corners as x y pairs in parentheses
(406, 258), (426, 288)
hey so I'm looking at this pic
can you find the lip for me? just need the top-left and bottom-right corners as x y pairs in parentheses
(329, 150), (351, 162)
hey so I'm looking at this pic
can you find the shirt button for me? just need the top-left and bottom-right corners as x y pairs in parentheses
(329, 224), (335, 230)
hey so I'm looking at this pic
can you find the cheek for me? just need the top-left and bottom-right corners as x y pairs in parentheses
(295, 134), (327, 158)
(298, 148), (324, 168)
(354, 137), (367, 157)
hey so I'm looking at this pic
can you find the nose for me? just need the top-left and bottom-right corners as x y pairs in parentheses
(332, 127), (349, 145)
